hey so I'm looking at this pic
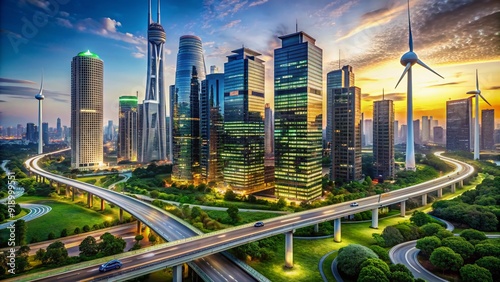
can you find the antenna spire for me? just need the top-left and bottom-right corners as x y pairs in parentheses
(295, 19), (298, 32)
(148, 0), (152, 24)
(157, 0), (161, 23)
(338, 49), (341, 69)
(382, 88), (385, 100)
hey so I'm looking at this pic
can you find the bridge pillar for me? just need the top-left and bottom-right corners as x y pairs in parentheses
(451, 183), (456, 193)
(100, 199), (105, 211)
(459, 180), (463, 187)
(119, 208), (123, 223)
(56, 182), (60, 194)
(422, 194), (427, 206)
(72, 187), (75, 201)
(65, 186), (70, 197)
(172, 265), (183, 282)
(400, 200), (406, 217)
(314, 223), (319, 233)
(334, 218), (341, 242)
(87, 193), (92, 207)
(437, 188), (443, 198)
(371, 208), (379, 229)
(285, 230), (293, 268)
(137, 221), (142, 234)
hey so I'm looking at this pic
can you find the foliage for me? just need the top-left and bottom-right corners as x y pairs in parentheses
(359, 258), (390, 277)
(459, 264), (493, 282)
(98, 232), (126, 256)
(419, 223), (443, 237)
(394, 222), (421, 241)
(460, 229), (487, 244)
(44, 241), (69, 265)
(47, 231), (56, 240)
(357, 265), (389, 282)
(474, 243), (500, 258)
(79, 236), (99, 257)
(232, 237), (279, 262)
(410, 210), (432, 227)
(60, 228), (68, 237)
(381, 226), (404, 247)
(476, 256), (500, 280)
(389, 271), (414, 282)
(441, 236), (475, 260)
(369, 245), (390, 262)
(430, 246), (464, 272)
(337, 244), (378, 277)
(226, 205), (239, 223)
(14, 219), (26, 246)
(416, 236), (441, 257)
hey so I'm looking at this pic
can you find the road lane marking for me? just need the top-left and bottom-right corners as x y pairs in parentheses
(405, 247), (420, 273)
(280, 216), (300, 223)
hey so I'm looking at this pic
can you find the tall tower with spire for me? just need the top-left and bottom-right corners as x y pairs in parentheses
(35, 73), (44, 154)
(140, 0), (167, 163)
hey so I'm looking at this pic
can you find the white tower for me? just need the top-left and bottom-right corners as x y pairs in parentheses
(35, 73), (44, 154)
(467, 69), (491, 160)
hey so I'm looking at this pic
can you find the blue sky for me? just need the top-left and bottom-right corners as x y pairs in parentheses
(1, 0), (499, 129)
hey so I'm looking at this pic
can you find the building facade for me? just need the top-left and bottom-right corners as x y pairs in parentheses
(118, 96), (138, 163)
(200, 73), (224, 183)
(223, 47), (265, 192)
(173, 35), (207, 181)
(481, 109), (495, 150)
(373, 99), (395, 179)
(71, 50), (103, 169)
(274, 32), (323, 200)
(446, 98), (472, 152)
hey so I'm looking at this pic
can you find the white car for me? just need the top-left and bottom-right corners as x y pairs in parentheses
(350, 202), (359, 207)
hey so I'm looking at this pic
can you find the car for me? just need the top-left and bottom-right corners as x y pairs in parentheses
(254, 221), (265, 227)
(350, 202), (359, 207)
(99, 259), (122, 272)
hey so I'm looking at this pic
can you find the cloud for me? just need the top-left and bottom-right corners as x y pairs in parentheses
(132, 52), (145, 59)
(362, 92), (406, 102)
(357, 77), (378, 82)
(56, 18), (72, 28)
(0, 84), (69, 103)
(203, 0), (249, 30)
(222, 20), (241, 29)
(59, 11), (69, 17)
(0, 78), (36, 85)
(0, 100), (6, 103)
(486, 86), (500, 90)
(249, 0), (268, 7)
(428, 81), (466, 87)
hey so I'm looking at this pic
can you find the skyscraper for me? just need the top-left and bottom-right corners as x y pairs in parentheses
(71, 50), (103, 170)
(172, 35), (207, 181)
(330, 86), (362, 183)
(106, 120), (113, 142)
(118, 96), (138, 163)
(264, 103), (274, 157)
(364, 119), (373, 146)
(56, 117), (62, 139)
(224, 47), (265, 192)
(394, 120), (399, 144)
(140, 0), (167, 164)
(42, 122), (49, 146)
(413, 119), (421, 145)
(433, 126), (444, 144)
(274, 31), (323, 200)
(200, 72), (224, 183)
(481, 109), (495, 150)
(446, 98), (472, 152)
(422, 116), (429, 143)
(26, 122), (35, 142)
(373, 99), (395, 179)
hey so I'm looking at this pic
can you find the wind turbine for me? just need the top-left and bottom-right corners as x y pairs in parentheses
(467, 69), (491, 160)
(395, 0), (443, 171)
(35, 72), (44, 154)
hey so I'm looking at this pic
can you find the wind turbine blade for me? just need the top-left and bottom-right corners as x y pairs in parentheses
(39, 71), (44, 94)
(469, 95), (476, 99)
(395, 62), (412, 89)
(479, 93), (492, 106)
(417, 59), (443, 79)
(407, 0), (413, 52)
(475, 69), (479, 91)
(466, 91), (478, 94)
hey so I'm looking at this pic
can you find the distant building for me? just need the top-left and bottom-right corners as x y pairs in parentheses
(421, 116), (429, 143)
(117, 96), (138, 163)
(373, 99), (395, 179)
(264, 103), (274, 157)
(364, 119), (373, 146)
(394, 120), (399, 144)
(223, 47), (265, 192)
(274, 31), (323, 200)
(56, 118), (62, 139)
(413, 119), (420, 145)
(200, 72), (224, 183)
(481, 109), (495, 150)
(433, 126), (444, 144)
(71, 50), (104, 170)
(42, 122), (49, 145)
(446, 98), (472, 152)
(26, 123), (36, 142)
(400, 124), (407, 143)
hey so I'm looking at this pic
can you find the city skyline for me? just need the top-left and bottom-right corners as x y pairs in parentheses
(1, 0), (499, 128)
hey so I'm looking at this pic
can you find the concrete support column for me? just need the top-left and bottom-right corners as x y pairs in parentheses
(422, 194), (427, 206)
(65, 186), (70, 197)
(314, 224), (319, 233)
(119, 208), (123, 223)
(459, 180), (463, 187)
(137, 221), (142, 234)
(437, 188), (443, 198)
(100, 199), (105, 211)
(285, 230), (293, 268)
(334, 218), (341, 243)
(56, 182), (60, 194)
(172, 265), (182, 282)
(71, 187), (75, 201)
(87, 193), (92, 207)
(371, 208), (379, 229)
(451, 183), (456, 193)
(400, 200), (406, 217)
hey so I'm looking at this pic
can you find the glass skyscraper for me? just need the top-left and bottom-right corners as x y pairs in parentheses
(223, 48), (265, 192)
(118, 96), (138, 163)
(446, 98), (472, 151)
(173, 35), (207, 182)
(373, 99), (395, 180)
(481, 109), (495, 150)
(201, 72), (224, 183)
(274, 31), (323, 201)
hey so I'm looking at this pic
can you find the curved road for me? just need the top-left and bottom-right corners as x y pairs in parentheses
(0, 204), (52, 230)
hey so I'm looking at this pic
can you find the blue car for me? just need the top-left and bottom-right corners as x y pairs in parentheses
(254, 221), (264, 227)
(99, 259), (122, 272)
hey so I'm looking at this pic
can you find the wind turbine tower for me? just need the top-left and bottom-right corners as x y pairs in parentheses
(35, 73), (44, 154)
(467, 69), (491, 160)
(395, 0), (443, 171)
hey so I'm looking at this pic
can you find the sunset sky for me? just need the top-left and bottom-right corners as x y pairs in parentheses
(1, 0), (499, 129)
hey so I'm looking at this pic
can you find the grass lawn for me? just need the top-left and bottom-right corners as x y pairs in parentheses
(0, 195), (132, 245)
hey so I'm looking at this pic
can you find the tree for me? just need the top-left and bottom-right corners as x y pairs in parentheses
(135, 234), (144, 243)
(35, 248), (46, 262)
(476, 256), (500, 280)
(459, 264), (493, 282)
(148, 233), (157, 244)
(381, 226), (404, 247)
(369, 245), (390, 262)
(359, 258), (390, 277)
(441, 236), (474, 260)
(227, 205), (239, 223)
(14, 219), (27, 246)
(357, 265), (389, 282)
(45, 241), (68, 265)
(410, 210), (431, 226)
(276, 197), (287, 209)
(416, 236), (441, 257)
(191, 206), (202, 219)
(17, 245), (30, 256)
(98, 233), (126, 256)
(150, 190), (159, 198)
(419, 223), (443, 237)
(430, 247), (463, 273)
(224, 190), (237, 201)
(475, 243), (500, 258)
(83, 225), (90, 232)
(74, 227), (81, 234)
(460, 229), (487, 244)
(60, 228), (68, 237)
(79, 236), (99, 257)
(15, 255), (29, 273)
(389, 271), (414, 282)
(337, 244), (378, 277)
(48, 231), (56, 240)
(390, 264), (413, 278)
